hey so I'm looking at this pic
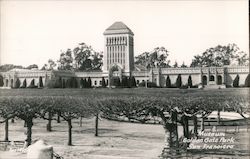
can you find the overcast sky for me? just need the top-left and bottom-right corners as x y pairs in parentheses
(0, 0), (249, 68)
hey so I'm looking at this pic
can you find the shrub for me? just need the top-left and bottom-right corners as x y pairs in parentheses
(39, 76), (43, 88)
(101, 77), (106, 87)
(233, 74), (239, 87)
(111, 77), (121, 87)
(20, 79), (27, 88)
(65, 78), (72, 88)
(138, 81), (157, 88)
(188, 75), (192, 88)
(46, 77), (62, 88)
(166, 75), (171, 88)
(87, 77), (92, 88)
(121, 76), (128, 87)
(176, 74), (182, 88)
(72, 77), (78, 88)
(13, 78), (21, 88)
(245, 74), (250, 87)
(0, 75), (3, 87)
(129, 76), (137, 87)
(28, 79), (37, 88)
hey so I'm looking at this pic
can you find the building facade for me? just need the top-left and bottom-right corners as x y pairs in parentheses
(0, 22), (249, 88)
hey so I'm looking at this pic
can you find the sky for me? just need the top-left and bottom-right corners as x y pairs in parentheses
(0, 0), (249, 68)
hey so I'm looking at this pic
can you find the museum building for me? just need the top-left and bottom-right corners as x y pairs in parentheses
(0, 22), (249, 88)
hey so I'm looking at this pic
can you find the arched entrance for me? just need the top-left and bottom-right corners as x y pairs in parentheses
(209, 75), (215, 81)
(202, 76), (207, 85)
(108, 64), (123, 87)
(217, 75), (222, 85)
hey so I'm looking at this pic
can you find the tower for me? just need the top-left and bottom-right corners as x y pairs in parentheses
(103, 22), (134, 75)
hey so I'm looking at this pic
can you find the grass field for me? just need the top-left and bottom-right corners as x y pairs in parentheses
(0, 88), (249, 159)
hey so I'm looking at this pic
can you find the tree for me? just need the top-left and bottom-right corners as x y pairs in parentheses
(21, 79), (27, 88)
(73, 43), (103, 71)
(128, 76), (136, 88)
(26, 64), (38, 70)
(190, 44), (249, 67)
(188, 75), (192, 88)
(233, 74), (240, 87)
(135, 47), (170, 68)
(173, 61), (178, 68)
(0, 75), (3, 87)
(101, 77), (106, 87)
(46, 77), (62, 88)
(41, 59), (57, 70)
(180, 62), (187, 68)
(0, 64), (24, 72)
(57, 49), (73, 70)
(13, 78), (21, 88)
(54, 97), (94, 145)
(245, 74), (250, 87)
(28, 79), (37, 88)
(176, 74), (182, 88)
(166, 75), (171, 88)
(39, 76), (43, 88)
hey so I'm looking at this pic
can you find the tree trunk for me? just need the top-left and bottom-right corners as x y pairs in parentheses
(24, 120), (27, 127)
(4, 119), (9, 141)
(47, 112), (52, 131)
(57, 112), (61, 123)
(11, 118), (14, 123)
(193, 116), (198, 137)
(172, 111), (179, 148)
(217, 110), (220, 125)
(79, 117), (82, 127)
(183, 115), (189, 138)
(95, 113), (99, 137)
(26, 118), (33, 146)
(164, 127), (171, 149)
(67, 119), (72, 146)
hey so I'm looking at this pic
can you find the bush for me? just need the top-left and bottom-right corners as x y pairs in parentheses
(188, 75), (192, 88)
(46, 77), (62, 88)
(87, 77), (92, 88)
(166, 75), (171, 88)
(121, 76), (128, 88)
(0, 75), (3, 87)
(20, 79), (27, 88)
(233, 74), (239, 87)
(28, 79), (37, 88)
(138, 81), (157, 88)
(245, 74), (250, 87)
(129, 76), (137, 88)
(101, 77), (106, 87)
(39, 76), (43, 88)
(111, 77), (121, 87)
(176, 74), (182, 88)
(13, 78), (21, 88)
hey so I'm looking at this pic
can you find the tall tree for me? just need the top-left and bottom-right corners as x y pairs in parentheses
(166, 75), (171, 88)
(57, 49), (73, 70)
(73, 43), (103, 71)
(101, 77), (106, 87)
(173, 61), (178, 68)
(176, 74), (182, 88)
(233, 75), (240, 87)
(190, 44), (249, 67)
(180, 62), (187, 68)
(135, 47), (170, 68)
(188, 75), (192, 88)
(41, 59), (57, 70)
(0, 75), (4, 87)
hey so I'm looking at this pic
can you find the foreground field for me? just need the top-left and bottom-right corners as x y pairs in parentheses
(0, 118), (165, 159)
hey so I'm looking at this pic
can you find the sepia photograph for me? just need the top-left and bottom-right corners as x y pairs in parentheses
(0, 0), (249, 159)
